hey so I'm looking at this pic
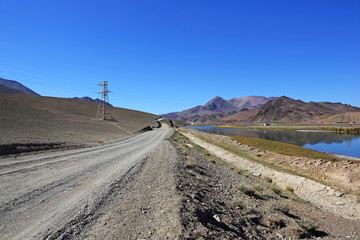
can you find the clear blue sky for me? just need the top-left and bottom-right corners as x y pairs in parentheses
(1, 0), (359, 114)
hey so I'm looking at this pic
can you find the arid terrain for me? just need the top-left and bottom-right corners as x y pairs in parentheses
(161, 95), (360, 125)
(0, 94), (161, 155)
(1, 93), (360, 239)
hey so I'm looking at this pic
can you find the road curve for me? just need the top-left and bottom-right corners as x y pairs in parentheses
(0, 125), (171, 240)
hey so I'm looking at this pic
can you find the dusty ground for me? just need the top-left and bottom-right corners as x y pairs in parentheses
(1, 125), (360, 239)
(0, 126), (170, 240)
(2, 92), (360, 239)
(173, 132), (360, 239)
(0, 94), (160, 155)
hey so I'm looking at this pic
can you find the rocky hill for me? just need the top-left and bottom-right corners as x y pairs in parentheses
(162, 95), (360, 124)
(73, 96), (113, 106)
(0, 77), (40, 95)
(227, 96), (277, 109)
(249, 96), (360, 123)
(161, 96), (274, 124)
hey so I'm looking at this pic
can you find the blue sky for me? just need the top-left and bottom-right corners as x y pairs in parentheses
(1, 1), (359, 114)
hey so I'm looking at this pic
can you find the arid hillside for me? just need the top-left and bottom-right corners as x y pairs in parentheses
(161, 95), (274, 124)
(250, 96), (360, 123)
(0, 94), (160, 153)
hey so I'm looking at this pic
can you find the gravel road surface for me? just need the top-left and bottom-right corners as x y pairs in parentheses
(0, 125), (170, 240)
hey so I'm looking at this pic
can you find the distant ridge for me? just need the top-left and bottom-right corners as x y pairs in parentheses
(73, 96), (113, 106)
(0, 77), (40, 96)
(161, 95), (360, 124)
(161, 96), (276, 124)
(250, 96), (360, 123)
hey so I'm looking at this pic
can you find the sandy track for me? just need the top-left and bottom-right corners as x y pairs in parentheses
(0, 125), (170, 240)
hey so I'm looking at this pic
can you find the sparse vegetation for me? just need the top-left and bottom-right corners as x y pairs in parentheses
(237, 183), (256, 196)
(185, 156), (196, 169)
(264, 176), (273, 183)
(233, 197), (245, 209)
(254, 184), (265, 194)
(271, 185), (282, 195)
(296, 218), (318, 236)
(96, 139), (104, 143)
(231, 136), (336, 162)
(286, 186), (294, 193)
(268, 199), (290, 214)
(266, 214), (285, 230)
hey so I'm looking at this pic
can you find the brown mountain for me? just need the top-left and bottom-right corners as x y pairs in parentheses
(161, 96), (274, 124)
(228, 96), (277, 109)
(250, 96), (360, 123)
(161, 96), (238, 123)
(0, 77), (40, 95)
(0, 83), (29, 95)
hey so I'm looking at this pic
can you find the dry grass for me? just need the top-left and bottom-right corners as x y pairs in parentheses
(268, 199), (290, 214)
(231, 136), (336, 162)
(270, 185), (282, 195)
(237, 184), (256, 196)
(296, 218), (318, 235)
(286, 186), (294, 193)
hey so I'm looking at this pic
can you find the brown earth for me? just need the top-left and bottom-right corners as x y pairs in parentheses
(0, 93), (161, 155)
(2, 92), (360, 239)
(173, 132), (360, 239)
(183, 128), (360, 196)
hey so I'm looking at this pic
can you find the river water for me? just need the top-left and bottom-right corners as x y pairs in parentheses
(187, 126), (360, 158)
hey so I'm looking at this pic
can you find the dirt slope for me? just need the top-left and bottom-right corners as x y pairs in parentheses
(0, 94), (160, 152)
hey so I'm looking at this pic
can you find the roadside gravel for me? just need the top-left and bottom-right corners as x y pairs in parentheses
(0, 126), (170, 240)
(181, 129), (360, 221)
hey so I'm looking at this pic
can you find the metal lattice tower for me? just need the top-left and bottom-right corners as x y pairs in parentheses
(96, 81), (113, 120)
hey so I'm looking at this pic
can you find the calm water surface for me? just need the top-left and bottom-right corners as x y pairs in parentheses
(188, 126), (360, 158)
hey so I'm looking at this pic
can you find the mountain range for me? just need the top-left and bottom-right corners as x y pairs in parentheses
(161, 96), (276, 123)
(73, 96), (113, 106)
(161, 96), (360, 124)
(0, 77), (111, 106)
(2, 77), (359, 124)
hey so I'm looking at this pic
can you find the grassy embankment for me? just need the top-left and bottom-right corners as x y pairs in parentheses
(190, 131), (339, 188)
(230, 136), (336, 162)
(216, 125), (360, 134)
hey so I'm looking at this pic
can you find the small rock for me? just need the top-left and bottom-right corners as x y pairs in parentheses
(315, 160), (323, 167)
(336, 201), (345, 206)
(334, 191), (343, 197)
(213, 214), (221, 223)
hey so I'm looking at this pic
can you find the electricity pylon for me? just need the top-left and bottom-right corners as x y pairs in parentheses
(96, 81), (113, 120)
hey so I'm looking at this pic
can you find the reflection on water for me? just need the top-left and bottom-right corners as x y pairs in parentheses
(188, 126), (360, 158)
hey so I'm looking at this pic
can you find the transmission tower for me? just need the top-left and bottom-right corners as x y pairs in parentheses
(96, 81), (113, 120)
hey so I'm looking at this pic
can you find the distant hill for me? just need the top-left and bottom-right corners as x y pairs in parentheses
(73, 96), (112, 106)
(162, 95), (360, 124)
(161, 96), (275, 124)
(249, 96), (360, 123)
(0, 77), (40, 96)
(0, 83), (29, 95)
(0, 94), (160, 148)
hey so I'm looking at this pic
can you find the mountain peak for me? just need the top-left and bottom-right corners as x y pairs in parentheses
(205, 96), (226, 105)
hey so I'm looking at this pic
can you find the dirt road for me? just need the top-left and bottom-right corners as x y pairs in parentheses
(0, 125), (171, 240)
